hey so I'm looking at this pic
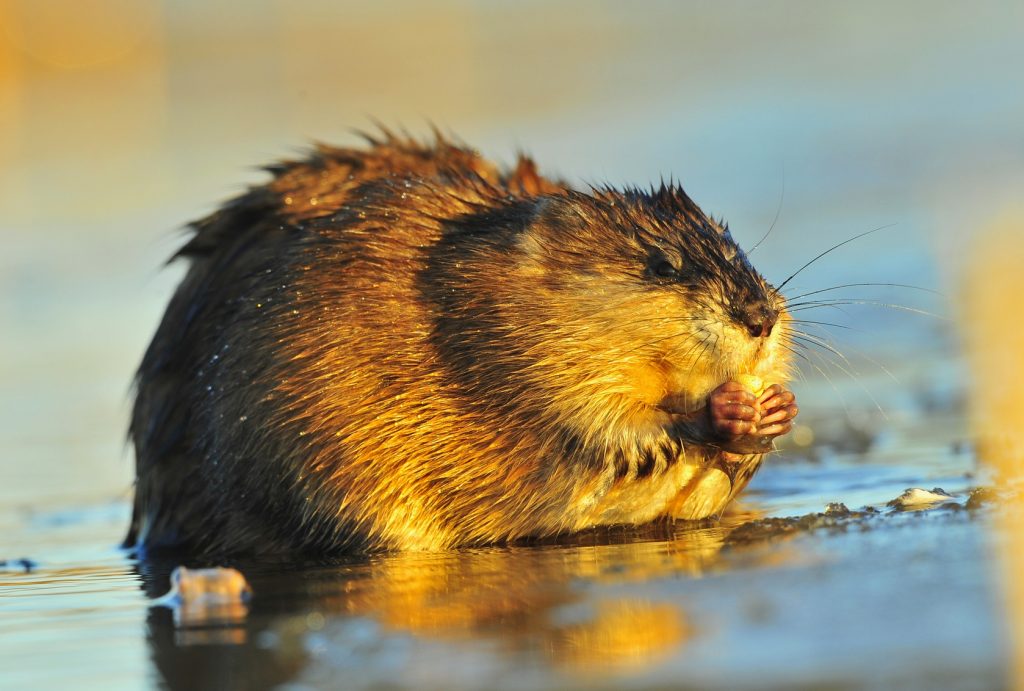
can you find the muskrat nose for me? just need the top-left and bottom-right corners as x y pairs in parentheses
(742, 304), (778, 338)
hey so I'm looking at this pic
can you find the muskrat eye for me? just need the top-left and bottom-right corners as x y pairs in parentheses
(652, 260), (680, 278)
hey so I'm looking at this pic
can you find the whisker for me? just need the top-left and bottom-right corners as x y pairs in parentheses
(688, 334), (718, 382)
(773, 223), (898, 294)
(790, 333), (889, 420)
(795, 345), (851, 419)
(785, 282), (942, 302)
(779, 342), (813, 370)
(790, 331), (854, 370)
(790, 322), (901, 387)
(836, 341), (902, 387)
(786, 303), (857, 321)
(786, 300), (946, 320)
(619, 321), (711, 359)
(794, 325), (901, 389)
(748, 169), (784, 255)
(787, 318), (858, 332)
(675, 333), (711, 370)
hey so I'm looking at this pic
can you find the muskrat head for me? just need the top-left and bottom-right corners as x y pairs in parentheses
(487, 186), (791, 431)
(426, 184), (790, 442)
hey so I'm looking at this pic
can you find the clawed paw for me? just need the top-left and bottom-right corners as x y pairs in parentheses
(755, 383), (799, 437)
(707, 380), (798, 453)
(708, 381), (760, 440)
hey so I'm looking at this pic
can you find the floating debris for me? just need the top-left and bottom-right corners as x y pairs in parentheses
(152, 566), (252, 643)
(886, 487), (953, 509)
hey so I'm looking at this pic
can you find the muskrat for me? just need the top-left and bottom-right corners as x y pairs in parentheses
(126, 131), (798, 556)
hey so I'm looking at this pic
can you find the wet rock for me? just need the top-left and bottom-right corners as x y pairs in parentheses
(966, 487), (998, 510)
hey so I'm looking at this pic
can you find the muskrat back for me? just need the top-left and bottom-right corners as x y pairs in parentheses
(127, 131), (798, 557)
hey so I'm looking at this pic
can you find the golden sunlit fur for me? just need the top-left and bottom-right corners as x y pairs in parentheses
(128, 131), (792, 556)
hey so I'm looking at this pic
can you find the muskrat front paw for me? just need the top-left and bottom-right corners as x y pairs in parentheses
(705, 380), (796, 454)
(707, 380), (761, 441)
(754, 384), (798, 437)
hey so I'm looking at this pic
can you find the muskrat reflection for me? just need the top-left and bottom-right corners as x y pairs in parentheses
(322, 530), (713, 653)
(144, 517), (808, 688)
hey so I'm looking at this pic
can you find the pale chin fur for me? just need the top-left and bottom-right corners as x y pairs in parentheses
(685, 314), (792, 401)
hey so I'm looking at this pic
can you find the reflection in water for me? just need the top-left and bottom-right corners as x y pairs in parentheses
(151, 566), (252, 645)
(141, 515), (786, 689)
(553, 599), (690, 672)
(146, 605), (303, 691)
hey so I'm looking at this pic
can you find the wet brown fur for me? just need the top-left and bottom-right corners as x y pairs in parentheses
(127, 130), (792, 557)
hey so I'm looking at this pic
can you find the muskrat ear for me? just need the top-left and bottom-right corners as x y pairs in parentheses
(509, 155), (546, 196)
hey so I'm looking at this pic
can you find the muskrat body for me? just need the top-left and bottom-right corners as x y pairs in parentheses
(128, 132), (797, 556)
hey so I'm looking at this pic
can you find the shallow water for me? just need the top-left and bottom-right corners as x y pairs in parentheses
(2, 1), (1021, 689)
(1, 399), (1006, 690)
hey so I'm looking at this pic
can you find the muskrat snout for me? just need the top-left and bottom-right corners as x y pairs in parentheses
(740, 303), (779, 338)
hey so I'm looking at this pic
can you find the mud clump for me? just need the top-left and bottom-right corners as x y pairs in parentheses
(725, 507), (878, 545)
(966, 487), (998, 510)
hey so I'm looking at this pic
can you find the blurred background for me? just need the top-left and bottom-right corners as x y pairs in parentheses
(1, 1), (1022, 689)
(2, 0), (1022, 507)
